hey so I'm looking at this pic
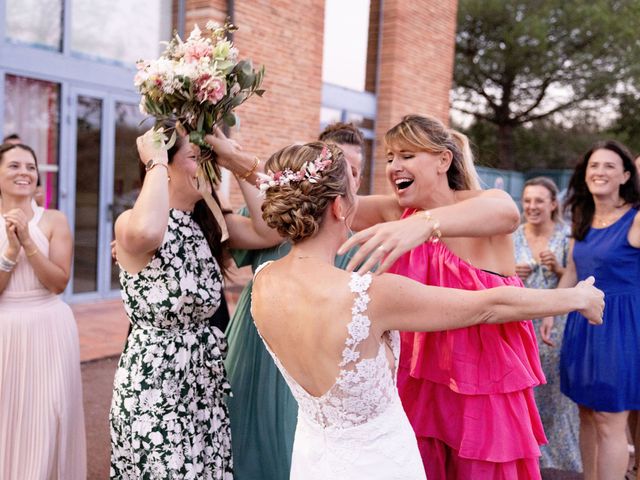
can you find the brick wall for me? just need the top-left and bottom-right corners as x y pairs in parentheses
(371, 0), (458, 193)
(182, 0), (325, 208)
(181, 0), (457, 201)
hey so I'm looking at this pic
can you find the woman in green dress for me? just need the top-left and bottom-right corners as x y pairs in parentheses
(225, 123), (365, 479)
(110, 128), (279, 479)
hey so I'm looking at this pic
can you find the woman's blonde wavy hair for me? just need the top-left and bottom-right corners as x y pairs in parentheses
(385, 114), (481, 191)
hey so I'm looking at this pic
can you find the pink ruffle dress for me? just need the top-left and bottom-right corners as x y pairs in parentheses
(391, 210), (546, 479)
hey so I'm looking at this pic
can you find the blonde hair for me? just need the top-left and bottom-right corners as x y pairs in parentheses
(261, 142), (352, 243)
(385, 114), (481, 191)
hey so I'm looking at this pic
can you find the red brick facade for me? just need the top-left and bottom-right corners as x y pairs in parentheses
(372, 0), (458, 193)
(182, 0), (457, 204)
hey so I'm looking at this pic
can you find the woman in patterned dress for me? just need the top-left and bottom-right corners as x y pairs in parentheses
(109, 128), (279, 479)
(513, 177), (581, 472)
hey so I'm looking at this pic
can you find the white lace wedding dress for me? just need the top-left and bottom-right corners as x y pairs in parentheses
(254, 266), (426, 479)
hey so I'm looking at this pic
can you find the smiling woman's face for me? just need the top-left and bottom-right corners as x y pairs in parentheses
(585, 148), (630, 198)
(0, 147), (38, 199)
(385, 145), (443, 209)
(522, 184), (556, 226)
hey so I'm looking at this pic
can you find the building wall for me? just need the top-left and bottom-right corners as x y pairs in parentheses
(372, 0), (458, 193)
(185, 0), (325, 207)
(183, 0), (457, 203)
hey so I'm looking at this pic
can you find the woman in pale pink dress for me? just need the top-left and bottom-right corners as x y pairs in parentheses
(0, 143), (86, 479)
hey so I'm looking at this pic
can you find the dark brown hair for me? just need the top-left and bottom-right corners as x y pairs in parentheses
(564, 140), (640, 240)
(140, 132), (230, 274)
(318, 122), (365, 149)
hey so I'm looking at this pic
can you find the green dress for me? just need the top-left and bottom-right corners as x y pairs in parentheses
(110, 208), (233, 479)
(225, 223), (358, 480)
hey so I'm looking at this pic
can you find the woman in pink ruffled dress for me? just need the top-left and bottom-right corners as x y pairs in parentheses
(340, 114), (547, 479)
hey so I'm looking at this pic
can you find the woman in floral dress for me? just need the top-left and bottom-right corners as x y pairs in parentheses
(513, 177), (581, 472)
(110, 128), (279, 479)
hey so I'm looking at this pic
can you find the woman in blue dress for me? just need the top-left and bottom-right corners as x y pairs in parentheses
(559, 140), (640, 480)
(513, 176), (581, 472)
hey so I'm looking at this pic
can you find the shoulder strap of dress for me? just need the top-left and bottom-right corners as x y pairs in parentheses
(30, 203), (45, 224)
(339, 272), (373, 367)
(253, 260), (274, 280)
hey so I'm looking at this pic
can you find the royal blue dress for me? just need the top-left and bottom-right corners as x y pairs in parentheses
(560, 207), (640, 412)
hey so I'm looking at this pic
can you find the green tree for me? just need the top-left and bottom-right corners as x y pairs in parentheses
(453, 0), (640, 169)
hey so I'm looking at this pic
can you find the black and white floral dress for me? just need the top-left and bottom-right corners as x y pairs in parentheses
(110, 208), (233, 479)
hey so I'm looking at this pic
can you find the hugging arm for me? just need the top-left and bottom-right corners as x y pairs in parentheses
(369, 272), (604, 334)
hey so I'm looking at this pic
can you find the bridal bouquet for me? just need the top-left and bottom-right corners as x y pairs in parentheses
(135, 21), (265, 185)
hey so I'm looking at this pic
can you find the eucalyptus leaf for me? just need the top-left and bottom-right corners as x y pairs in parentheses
(222, 112), (236, 127)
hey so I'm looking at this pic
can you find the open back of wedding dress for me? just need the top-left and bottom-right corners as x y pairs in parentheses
(253, 265), (426, 480)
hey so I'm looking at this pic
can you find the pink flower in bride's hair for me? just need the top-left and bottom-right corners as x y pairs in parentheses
(184, 42), (212, 63)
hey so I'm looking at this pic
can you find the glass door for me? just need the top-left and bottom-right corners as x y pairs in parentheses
(109, 99), (148, 290)
(68, 90), (105, 298)
(67, 89), (145, 300)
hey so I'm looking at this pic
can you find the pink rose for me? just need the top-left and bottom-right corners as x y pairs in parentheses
(184, 42), (212, 63)
(195, 76), (226, 104)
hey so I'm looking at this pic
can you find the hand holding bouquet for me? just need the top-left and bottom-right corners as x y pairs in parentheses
(135, 21), (265, 186)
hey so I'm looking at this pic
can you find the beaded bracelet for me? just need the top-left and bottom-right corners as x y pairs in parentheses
(0, 253), (17, 272)
(237, 156), (260, 181)
(417, 210), (442, 243)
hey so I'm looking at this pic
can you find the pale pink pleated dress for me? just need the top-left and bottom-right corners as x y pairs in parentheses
(0, 206), (86, 480)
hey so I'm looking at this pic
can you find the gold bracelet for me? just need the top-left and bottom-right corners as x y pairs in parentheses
(26, 248), (39, 257)
(147, 162), (169, 174)
(417, 210), (442, 243)
(237, 156), (260, 181)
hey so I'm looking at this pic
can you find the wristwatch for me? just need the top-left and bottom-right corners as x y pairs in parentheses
(145, 158), (168, 172)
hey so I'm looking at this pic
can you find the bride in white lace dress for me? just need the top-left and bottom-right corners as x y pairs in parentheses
(250, 142), (604, 480)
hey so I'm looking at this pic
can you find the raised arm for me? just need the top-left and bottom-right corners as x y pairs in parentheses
(224, 177), (282, 250)
(116, 131), (170, 255)
(370, 271), (604, 334)
(351, 194), (404, 232)
(205, 129), (282, 250)
(339, 189), (520, 273)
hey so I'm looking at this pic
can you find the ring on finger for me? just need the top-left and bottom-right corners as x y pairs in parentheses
(377, 245), (388, 253)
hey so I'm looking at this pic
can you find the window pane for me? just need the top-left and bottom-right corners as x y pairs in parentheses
(320, 107), (342, 126)
(5, 0), (62, 50)
(71, 0), (172, 65)
(4, 75), (60, 208)
(322, 0), (371, 92)
(73, 96), (102, 294)
(111, 102), (147, 290)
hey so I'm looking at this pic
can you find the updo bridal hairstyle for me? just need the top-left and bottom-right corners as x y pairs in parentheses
(261, 142), (353, 243)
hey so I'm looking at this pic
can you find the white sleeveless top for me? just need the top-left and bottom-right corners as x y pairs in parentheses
(0, 205), (50, 296)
